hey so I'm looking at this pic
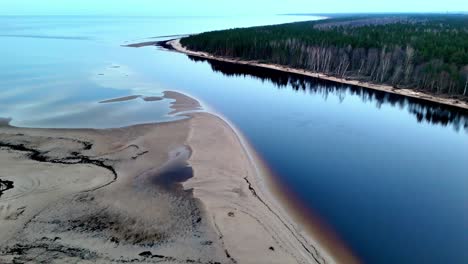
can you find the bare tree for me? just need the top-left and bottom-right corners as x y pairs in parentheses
(462, 66), (468, 96)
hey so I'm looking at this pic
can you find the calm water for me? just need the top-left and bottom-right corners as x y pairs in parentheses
(1, 16), (467, 264)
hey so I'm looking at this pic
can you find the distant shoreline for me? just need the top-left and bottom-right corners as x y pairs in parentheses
(163, 38), (468, 111)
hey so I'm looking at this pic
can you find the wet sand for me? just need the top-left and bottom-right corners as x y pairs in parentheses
(142, 96), (163, 102)
(165, 39), (468, 111)
(99, 95), (164, 104)
(0, 92), (339, 263)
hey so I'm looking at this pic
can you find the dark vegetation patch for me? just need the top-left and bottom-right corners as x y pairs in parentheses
(2, 238), (98, 262)
(0, 179), (14, 198)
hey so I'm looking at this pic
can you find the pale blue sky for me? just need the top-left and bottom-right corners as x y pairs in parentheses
(1, 0), (467, 16)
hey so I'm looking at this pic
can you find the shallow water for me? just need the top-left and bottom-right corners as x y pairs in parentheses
(1, 15), (467, 264)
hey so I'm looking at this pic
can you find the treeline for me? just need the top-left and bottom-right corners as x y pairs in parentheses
(181, 15), (468, 97)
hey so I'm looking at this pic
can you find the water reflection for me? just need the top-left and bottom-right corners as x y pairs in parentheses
(188, 55), (468, 132)
(0, 34), (91, 40)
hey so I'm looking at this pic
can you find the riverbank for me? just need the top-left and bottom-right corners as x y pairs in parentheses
(0, 91), (338, 263)
(165, 39), (468, 111)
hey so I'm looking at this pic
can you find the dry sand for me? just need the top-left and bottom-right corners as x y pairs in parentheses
(167, 39), (468, 111)
(0, 91), (341, 263)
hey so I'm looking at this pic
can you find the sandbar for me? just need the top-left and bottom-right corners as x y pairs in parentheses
(0, 91), (342, 263)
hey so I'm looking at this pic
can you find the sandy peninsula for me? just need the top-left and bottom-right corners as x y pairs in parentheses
(0, 91), (343, 263)
(164, 39), (468, 111)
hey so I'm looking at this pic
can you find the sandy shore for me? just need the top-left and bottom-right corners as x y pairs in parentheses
(0, 91), (342, 263)
(166, 39), (468, 111)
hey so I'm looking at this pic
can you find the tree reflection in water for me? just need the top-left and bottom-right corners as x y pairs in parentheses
(189, 55), (468, 133)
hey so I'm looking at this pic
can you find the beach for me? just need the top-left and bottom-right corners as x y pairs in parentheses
(164, 39), (468, 111)
(0, 91), (337, 264)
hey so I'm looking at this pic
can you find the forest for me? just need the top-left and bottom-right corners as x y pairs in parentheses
(180, 15), (468, 97)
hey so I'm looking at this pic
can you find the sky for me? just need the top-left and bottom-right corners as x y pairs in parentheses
(1, 0), (467, 16)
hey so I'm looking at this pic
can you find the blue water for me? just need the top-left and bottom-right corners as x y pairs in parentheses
(1, 16), (467, 264)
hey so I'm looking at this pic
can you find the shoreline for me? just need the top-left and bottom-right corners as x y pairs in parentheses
(203, 110), (359, 264)
(165, 38), (468, 111)
(0, 91), (348, 263)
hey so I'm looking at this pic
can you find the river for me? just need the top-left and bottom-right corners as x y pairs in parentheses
(1, 15), (467, 264)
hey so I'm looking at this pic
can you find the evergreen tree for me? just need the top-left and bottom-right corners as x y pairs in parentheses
(181, 15), (468, 97)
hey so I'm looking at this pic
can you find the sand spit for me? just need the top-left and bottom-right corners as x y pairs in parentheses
(99, 95), (142, 103)
(124, 41), (161, 48)
(165, 39), (468, 111)
(99, 95), (164, 104)
(0, 92), (333, 263)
